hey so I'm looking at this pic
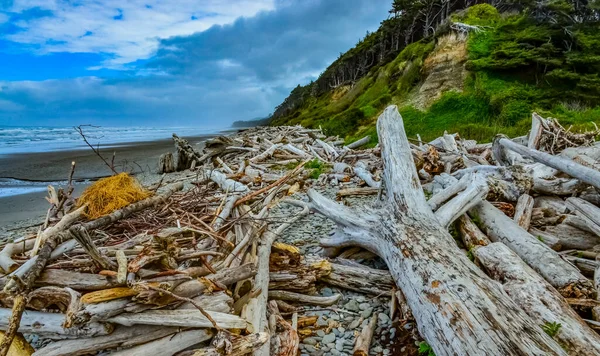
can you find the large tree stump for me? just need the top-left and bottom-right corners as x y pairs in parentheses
(307, 106), (565, 355)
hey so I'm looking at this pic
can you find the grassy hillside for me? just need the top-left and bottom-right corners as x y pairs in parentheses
(271, 3), (600, 146)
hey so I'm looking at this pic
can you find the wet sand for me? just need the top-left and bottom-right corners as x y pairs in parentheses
(0, 134), (215, 230)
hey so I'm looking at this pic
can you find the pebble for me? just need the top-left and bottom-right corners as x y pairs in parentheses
(358, 302), (371, 311)
(322, 287), (333, 297)
(360, 307), (373, 318)
(338, 326), (346, 333)
(373, 346), (383, 353)
(348, 319), (361, 329)
(316, 316), (328, 327)
(317, 329), (326, 337)
(378, 312), (390, 323)
(303, 337), (318, 345)
(344, 299), (360, 312)
(335, 339), (345, 351)
(330, 350), (341, 356)
(322, 333), (336, 344)
(305, 345), (317, 353)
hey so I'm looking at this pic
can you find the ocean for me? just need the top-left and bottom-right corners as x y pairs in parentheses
(0, 125), (222, 155)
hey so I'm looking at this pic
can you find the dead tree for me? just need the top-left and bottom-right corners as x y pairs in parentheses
(305, 106), (565, 355)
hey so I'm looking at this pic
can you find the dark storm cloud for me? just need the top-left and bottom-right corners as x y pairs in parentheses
(0, 0), (390, 126)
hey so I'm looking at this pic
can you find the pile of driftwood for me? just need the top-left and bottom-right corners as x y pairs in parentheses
(0, 124), (387, 356)
(2, 106), (600, 356)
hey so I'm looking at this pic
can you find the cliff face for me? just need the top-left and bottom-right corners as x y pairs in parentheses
(413, 33), (468, 109)
(271, 3), (600, 146)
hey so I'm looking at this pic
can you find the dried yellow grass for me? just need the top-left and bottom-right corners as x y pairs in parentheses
(77, 173), (151, 219)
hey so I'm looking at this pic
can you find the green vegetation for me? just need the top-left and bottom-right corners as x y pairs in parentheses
(418, 341), (436, 356)
(305, 159), (329, 179)
(271, 2), (600, 144)
(542, 322), (562, 338)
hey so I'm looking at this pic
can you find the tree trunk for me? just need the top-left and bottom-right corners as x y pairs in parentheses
(309, 106), (565, 356)
(474, 242), (600, 355)
(470, 201), (593, 298)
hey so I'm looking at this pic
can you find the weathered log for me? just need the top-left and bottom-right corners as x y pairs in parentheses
(336, 187), (379, 197)
(543, 223), (600, 250)
(528, 228), (562, 251)
(498, 136), (600, 190)
(107, 310), (247, 329)
(309, 106), (565, 355)
(0, 308), (111, 338)
(470, 201), (593, 297)
(434, 175), (488, 228)
(243, 201), (309, 356)
(353, 314), (377, 356)
(267, 290), (342, 306)
(158, 152), (175, 174)
(475, 242), (600, 355)
(527, 113), (548, 149)
(35, 269), (122, 290)
(111, 329), (213, 356)
(514, 194), (534, 229)
(353, 162), (380, 188)
(456, 215), (490, 250)
(320, 259), (394, 296)
(565, 197), (600, 237)
(181, 332), (269, 356)
(268, 301), (299, 356)
(345, 136), (370, 150)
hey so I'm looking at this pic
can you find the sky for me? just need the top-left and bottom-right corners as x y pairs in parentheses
(0, 0), (390, 127)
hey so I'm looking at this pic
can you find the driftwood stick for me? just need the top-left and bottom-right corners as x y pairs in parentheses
(0, 294), (27, 356)
(267, 290), (342, 306)
(514, 194), (535, 230)
(107, 310), (247, 329)
(345, 136), (370, 150)
(353, 314), (377, 356)
(182, 332), (269, 356)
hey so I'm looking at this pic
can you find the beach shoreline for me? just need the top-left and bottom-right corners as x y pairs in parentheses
(0, 132), (223, 231)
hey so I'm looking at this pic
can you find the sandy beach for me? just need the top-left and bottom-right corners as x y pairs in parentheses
(0, 133), (217, 231)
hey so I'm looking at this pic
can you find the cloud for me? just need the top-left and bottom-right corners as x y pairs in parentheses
(0, 0), (390, 127)
(2, 0), (275, 68)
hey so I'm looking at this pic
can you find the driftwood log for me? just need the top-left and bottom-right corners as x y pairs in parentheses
(307, 106), (565, 355)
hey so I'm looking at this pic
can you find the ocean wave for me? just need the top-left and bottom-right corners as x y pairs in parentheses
(0, 126), (222, 154)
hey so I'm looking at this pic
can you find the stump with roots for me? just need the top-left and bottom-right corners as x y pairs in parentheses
(305, 105), (566, 355)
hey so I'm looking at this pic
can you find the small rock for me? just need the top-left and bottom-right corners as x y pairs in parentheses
(330, 350), (341, 356)
(305, 345), (317, 353)
(378, 312), (390, 323)
(338, 326), (346, 333)
(335, 339), (345, 351)
(317, 329), (326, 337)
(303, 337), (318, 345)
(360, 307), (373, 318)
(316, 316), (329, 327)
(322, 287), (333, 297)
(348, 319), (361, 330)
(373, 346), (383, 353)
(322, 333), (336, 344)
(358, 302), (371, 311)
(344, 299), (360, 312)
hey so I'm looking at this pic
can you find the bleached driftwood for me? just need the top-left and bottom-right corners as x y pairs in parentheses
(110, 329), (213, 356)
(498, 136), (600, 190)
(565, 197), (600, 237)
(307, 106), (565, 355)
(471, 201), (593, 298)
(353, 162), (380, 188)
(353, 314), (377, 356)
(267, 291), (342, 306)
(345, 136), (370, 150)
(514, 194), (534, 230)
(475, 242), (600, 355)
(0, 308), (110, 338)
(32, 325), (182, 356)
(107, 310), (247, 329)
